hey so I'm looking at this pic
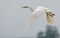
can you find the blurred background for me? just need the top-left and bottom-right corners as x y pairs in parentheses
(0, 0), (60, 38)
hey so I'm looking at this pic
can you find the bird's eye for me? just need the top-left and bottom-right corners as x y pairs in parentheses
(52, 14), (55, 16)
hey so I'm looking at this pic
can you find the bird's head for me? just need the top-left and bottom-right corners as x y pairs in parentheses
(22, 6), (34, 12)
(22, 6), (29, 8)
(22, 6), (31, 8)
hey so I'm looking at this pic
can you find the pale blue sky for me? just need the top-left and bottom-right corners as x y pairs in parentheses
(0, 0), (60, 37)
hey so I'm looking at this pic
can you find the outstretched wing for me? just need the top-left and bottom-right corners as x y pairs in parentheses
(29, 13), (39, 24)
(24, 10), (40, 32)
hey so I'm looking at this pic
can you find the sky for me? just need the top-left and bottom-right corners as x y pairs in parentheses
(0, 0), (60, 37)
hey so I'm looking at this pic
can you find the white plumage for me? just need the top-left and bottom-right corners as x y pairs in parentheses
(22, 6), (55, 31)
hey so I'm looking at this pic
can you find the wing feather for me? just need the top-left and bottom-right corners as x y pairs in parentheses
(24, 12), (39, 32)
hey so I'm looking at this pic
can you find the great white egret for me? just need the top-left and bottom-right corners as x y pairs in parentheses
(22, 6), (55, 31)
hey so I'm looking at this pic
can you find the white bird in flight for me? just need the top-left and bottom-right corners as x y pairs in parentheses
(22, 6), (55, 31)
